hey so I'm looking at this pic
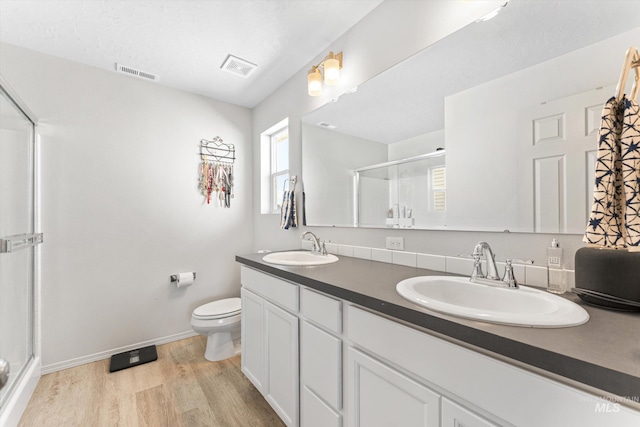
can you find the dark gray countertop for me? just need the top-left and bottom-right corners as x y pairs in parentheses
(236, 252), (640, 404)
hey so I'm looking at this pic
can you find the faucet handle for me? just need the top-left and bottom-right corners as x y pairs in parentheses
(319, 240), (327, 256)
(457, 253), (484, 279)
(501, 259), (533, 288)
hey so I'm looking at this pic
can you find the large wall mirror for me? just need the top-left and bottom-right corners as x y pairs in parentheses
(302, 0), (640, 234)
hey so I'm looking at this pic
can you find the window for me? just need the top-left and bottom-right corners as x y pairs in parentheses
(430, 166), (446, 212)
(260, 118), (289, 214)
(270, 127), (289, 212)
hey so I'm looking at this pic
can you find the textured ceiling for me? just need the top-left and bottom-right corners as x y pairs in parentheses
(0, 0), (383, 108)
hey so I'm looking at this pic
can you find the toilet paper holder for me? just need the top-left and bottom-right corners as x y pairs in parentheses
(170, 272), (196, 282)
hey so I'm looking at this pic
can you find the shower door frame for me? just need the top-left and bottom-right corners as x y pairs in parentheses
(0, 74), (41, 426)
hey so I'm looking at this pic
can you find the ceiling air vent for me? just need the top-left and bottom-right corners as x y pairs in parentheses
(115, 63), (159, 82)
(317, 122), (337, 129)
(221, 54), (257, 78)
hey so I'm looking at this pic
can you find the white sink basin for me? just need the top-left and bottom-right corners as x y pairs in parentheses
(396, 276), (589, 327)
(262, 251), (339, 266)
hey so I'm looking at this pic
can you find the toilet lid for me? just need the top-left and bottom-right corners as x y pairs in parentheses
(194, 297), (241, 319)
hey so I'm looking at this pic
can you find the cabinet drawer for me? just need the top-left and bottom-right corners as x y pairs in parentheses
(301, 321), (342, 410)
(301, 287), (342, 333)
(241, 266), (298, 312)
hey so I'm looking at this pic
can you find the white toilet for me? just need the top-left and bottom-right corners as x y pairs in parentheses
(191, 297), (241, 361)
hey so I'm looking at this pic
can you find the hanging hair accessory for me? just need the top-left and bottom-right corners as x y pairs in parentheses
(197, 137), (236, 208)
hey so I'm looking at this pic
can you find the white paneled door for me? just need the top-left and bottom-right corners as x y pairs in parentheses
(517, 86), (612, 233)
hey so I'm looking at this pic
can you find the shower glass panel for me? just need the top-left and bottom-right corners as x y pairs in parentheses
(0, 83), (36, 408)
(354, 151), (446, 229)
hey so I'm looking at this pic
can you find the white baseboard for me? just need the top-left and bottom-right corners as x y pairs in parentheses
(41, 330), (198, 374)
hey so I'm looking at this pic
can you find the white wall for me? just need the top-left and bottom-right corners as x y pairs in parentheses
(302, 124), (387, 226)
(251, 0), (585, 267)
(0, 42), (253, 370)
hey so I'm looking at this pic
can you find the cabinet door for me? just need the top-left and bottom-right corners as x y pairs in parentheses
(302, 385), (342, 427)
(346, 348), (440, 427)
(441, 398), (499, 427)
(265, 301), (299, 427)
(241, 288), (265, 393)
(301, 320), (342, 410)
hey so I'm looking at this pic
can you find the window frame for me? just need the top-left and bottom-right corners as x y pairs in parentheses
(260, 118), (289, 215)
(270, 126), (289, 213)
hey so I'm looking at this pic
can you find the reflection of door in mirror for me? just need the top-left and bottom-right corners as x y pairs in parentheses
(517, 86), (612, 233)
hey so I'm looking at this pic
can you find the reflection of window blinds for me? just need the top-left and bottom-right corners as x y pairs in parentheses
(432, 167), (446, 211)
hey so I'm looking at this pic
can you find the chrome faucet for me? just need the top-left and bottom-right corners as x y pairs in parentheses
(300, 231), (327, 255)
(461, 241), (532, 289)
(473, 241), (500, 280)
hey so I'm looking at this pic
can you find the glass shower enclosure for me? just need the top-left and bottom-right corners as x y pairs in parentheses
(0, 75), (41, 418)
(354, 150), (446, 229)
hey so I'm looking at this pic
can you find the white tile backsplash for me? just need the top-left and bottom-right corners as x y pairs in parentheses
(444, 256), (475, 276)
(338, 244), (354, 257)
(371, 248), (393, 263)
(417, 254), (446, 272)
(392, 251), (417, 267)
(325, 242), (338, 254)
(298, 239), (569, 288)
(352, 246), (372, 260)
(565, 270), (575, 289)
(525, 265), (548, 288)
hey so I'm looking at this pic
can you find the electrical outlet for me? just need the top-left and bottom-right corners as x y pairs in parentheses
(386, 237), (404, 250)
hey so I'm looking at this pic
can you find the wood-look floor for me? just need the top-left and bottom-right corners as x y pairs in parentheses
(19, 336), (285, 427)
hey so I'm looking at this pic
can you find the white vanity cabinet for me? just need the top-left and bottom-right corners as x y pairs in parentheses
(240, 265), (640, 427)
(300, 288), (343, 427)
(240, 267), (299, 427)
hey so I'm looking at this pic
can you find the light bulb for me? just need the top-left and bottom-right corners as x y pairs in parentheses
(323, 52), (340, 85)
(308, 67), (322, 96)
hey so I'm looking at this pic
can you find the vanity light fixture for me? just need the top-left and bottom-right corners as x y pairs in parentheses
(307, 51), (343, 96)
(475, 1), (510, 23)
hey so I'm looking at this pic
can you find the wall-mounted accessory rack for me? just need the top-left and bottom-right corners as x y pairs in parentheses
(199, 136), (235, 164)
(198, 136), (235, 207)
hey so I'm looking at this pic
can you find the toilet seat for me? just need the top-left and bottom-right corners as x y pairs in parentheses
(193, 297), (241, 320)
